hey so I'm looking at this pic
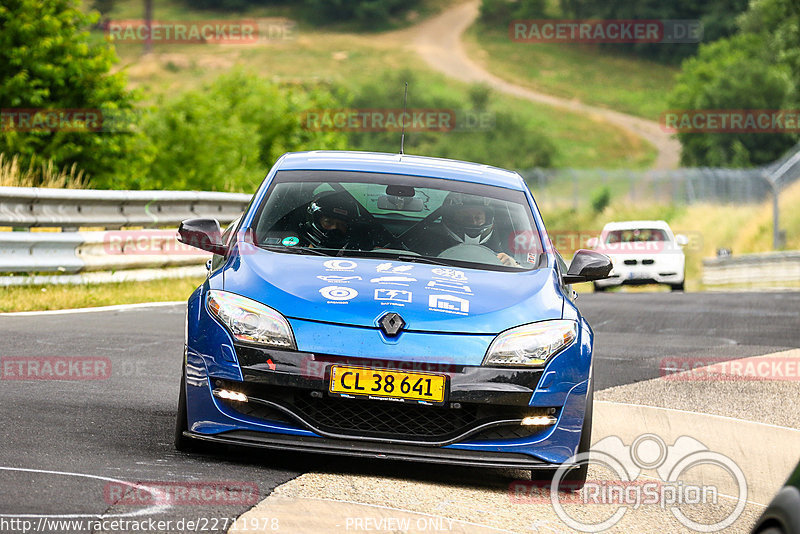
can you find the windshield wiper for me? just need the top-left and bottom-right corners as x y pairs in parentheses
(385, 254), (451, 266)
(259, 244), (330, 256)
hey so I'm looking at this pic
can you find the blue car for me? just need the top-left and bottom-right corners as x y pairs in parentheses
(175, 151), (611, 485)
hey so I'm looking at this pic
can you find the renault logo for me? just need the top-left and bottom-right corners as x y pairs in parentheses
(379, 312), (405, 336)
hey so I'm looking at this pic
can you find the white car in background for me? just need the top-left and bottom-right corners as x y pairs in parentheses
(588, 220), (688, 292)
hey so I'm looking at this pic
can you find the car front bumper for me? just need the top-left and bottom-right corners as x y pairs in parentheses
(183, 287), (593, 468)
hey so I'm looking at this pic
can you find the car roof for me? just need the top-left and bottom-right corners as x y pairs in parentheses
(601, 220), (672, 231)
(274, 151), (527, 191)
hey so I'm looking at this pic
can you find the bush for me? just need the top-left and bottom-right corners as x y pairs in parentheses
(479, 0), (547, 27)
(304, 0), (421, 28)
(107, 71), (348, 192)
(343, 70), (556, 169)
(668, 34), (797, 167)
(590, 186), (611, 213)
(0, 0), (137, 184)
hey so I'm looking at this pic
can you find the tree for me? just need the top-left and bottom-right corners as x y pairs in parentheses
(0, 0), (137, 183)
(126, 71), (348, 192)
(344, 70), (555, 169)
(668, 34), (796, 167)
(668, 0), (800, 166)
(557, 0), (749, 64)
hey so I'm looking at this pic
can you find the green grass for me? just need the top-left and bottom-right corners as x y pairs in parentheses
(99, 0), (457, 32)
(463, 24), (678, 120)
(0, 277), (204, 312)
(112, 33), (655, 169)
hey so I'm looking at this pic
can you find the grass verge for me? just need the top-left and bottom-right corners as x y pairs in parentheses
(0, 277), (204, 313)
(463, 24), (678, 120)
(114, 33), (655, 169)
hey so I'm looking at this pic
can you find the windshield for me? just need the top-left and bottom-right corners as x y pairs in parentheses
(251, 170), (543, 271)
(604, 228), (669, 243)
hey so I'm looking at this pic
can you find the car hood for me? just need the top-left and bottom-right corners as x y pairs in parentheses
(222, 248), (563, 334)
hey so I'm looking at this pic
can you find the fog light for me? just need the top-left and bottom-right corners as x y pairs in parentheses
(520, 415), (557, 426)
(214, 389), (248, 403)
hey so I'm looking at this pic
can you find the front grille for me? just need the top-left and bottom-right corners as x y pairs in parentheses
(214, 379), (555, 444)
(623, 259), (638, 265)
(293, 395), (477, 439)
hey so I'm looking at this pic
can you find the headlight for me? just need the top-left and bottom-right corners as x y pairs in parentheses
(206, 290), (296, 349)
(483, 320), (577, 367)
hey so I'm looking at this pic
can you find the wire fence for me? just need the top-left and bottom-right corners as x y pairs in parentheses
(520, 141), (800, 211)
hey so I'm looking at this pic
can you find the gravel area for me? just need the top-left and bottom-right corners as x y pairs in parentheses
(231, 350), (800, 533)
(596, 349), (800, 429)
(234, 468), (762, 533)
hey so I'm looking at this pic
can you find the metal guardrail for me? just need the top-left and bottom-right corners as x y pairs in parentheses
(0, 186), (251, 229)
(0, 230), (210, 274)
(702, 251), (800, 286)
(0, 186), (249, 283)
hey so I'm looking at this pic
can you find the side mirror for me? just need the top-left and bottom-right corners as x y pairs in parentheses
(178, 218), (226, 255)
(675, 234), (689, 246)
(586, 237), (599, 248)
(563, 249), (612, 284)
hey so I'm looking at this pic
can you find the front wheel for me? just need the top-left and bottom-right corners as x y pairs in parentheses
(593, 282), (607, 292)
(670, 282), (685, 292)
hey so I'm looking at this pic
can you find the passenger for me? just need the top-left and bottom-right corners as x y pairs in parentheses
(302, 191), (370, 250)
(434, 193), (520, 267)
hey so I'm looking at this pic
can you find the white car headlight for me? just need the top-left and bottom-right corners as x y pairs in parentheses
(483, 320), (578, 367)
(206, 290), (296, 349)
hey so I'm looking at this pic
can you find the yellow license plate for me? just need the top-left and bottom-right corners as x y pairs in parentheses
(328, 365), (447, 403)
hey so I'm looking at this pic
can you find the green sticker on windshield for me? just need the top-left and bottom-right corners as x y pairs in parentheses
(282, 236), (300, 247)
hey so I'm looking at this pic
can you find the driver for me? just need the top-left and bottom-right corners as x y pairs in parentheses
(302, 191), (370, 250)
(438, 193), (519, 267)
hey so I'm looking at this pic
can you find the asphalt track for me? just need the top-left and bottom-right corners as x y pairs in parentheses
(0, 292), (798, 532)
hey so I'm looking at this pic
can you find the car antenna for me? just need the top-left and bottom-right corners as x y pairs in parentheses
(400, 82), (408, 155)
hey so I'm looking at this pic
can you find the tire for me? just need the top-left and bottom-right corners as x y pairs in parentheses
(174, 366), (195, 452)
(593, 282), (607, 292)
(670, 282), (685, 292)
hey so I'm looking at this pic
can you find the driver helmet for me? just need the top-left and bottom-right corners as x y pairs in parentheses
(304, 191), (362, 249)
(441, 192), (495, 245)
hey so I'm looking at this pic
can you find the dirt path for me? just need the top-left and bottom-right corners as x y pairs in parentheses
(395, 1), (680, 169)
